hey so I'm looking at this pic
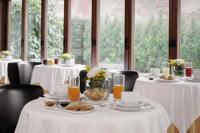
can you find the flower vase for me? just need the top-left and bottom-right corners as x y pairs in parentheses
(174, 65), (184, 77)
(84, 80), (110, 101)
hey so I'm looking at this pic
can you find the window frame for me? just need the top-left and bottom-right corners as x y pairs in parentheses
(1, 0), (181, 70)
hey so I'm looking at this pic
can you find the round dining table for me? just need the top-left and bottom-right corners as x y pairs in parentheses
(31, 64), (85, 93)
(134, 78), (200, 133)
(15, 95), (170, 133)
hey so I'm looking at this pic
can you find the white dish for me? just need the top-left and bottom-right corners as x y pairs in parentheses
(108, 102), (153, 112)
(185, 78), (200, 82)
(116, 101), (145, 108)
(44, 93), (68, 100)
(157, 79), (178, 83)
(81, 97), (108, 105)
(45, 106), (95, 114)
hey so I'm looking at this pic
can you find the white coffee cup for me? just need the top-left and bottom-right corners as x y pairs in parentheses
(193, 69), (200, 80)
(121, 92), (141, 104)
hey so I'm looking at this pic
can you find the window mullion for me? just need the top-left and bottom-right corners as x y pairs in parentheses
(21, 0), (28, 60)
(91, 0), (100, 68)
(125, 0), (134, 70)
(63, 0), (71, 53)
(169, 0), (180, 59)
(41, 0), (48, 59)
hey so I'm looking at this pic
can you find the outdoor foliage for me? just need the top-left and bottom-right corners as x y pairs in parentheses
(10, 1), (200, 71)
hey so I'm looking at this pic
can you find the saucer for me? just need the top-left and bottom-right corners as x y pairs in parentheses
(44, 93), (68, 100)
(116, 101), (145, 108)
(185, 77), (200, 82)
(108, 101), (153, 112)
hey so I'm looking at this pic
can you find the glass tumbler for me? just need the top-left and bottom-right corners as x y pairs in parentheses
(113, 74), (125, 100)
(68, 77), (80, 102)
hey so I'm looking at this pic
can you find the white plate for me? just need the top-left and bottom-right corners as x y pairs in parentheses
(44, 93), (68, 100)
(116, 101), (145, 108)
(81, 97), (108, 105)
(108, 102), (153, 112)
(45, 106), (95, 114)
(157, 79), (179, 83)
(185, 78), (200, 82)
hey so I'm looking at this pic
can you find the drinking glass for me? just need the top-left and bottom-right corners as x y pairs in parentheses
(162, 62), (170, 75)
(185, 62), (192, 77)
(68, 77), (80, 102)
(113, 74), (125, 100)
(54, 58), (59, 64)
(150, 68), (160, 77)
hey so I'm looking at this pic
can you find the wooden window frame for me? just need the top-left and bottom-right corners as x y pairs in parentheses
(169, 0), (180, 59)
(125, 0), (134, 70)
(41, 0), (48, 59)
(4, 0), (180, 69)
(1, 0), (11, 51)
(91, 0), (100, 68)
(21, 0), (28, 60)
(63, 0), (71, 53)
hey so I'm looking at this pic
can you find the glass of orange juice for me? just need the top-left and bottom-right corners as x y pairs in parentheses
(68, 77), (80, 102)
(113, 74), (125, 100)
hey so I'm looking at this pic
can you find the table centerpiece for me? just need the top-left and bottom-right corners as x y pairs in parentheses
(60, 53), (75, 67)
(0, 50), (12, 60)
(84, 66), (111, 102)
(170, 59), (185, 77)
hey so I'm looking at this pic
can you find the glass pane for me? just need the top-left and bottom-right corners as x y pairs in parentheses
(181, 0), (200, 69)
(28, 0), (41, 60)
(100, 0), (125, 70)
(71, 0), (91, 65)
(10, 0), (22, 58)
(48, 0), (64, 58)
(135, 0), (169, 72)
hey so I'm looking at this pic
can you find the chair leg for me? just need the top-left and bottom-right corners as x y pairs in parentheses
(167, 123), (180, 133)
(187, 117), (200, 133)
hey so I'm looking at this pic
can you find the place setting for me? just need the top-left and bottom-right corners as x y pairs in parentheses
(43, 76), (96, 114)
(42, 68), (154, 114)
(146, 59), (200, 84)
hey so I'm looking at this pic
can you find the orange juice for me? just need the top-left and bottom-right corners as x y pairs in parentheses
(68, 86), (80, 101)
(113, 85), (124, 100)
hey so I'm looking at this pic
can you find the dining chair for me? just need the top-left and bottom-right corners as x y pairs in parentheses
(119, 70), (139, 91)
(79, 69), (88, 93)
(0, 62), (43, 133)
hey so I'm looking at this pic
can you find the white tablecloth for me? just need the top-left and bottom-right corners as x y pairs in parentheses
(134, 78), (200, 133)
(31, 64), (85, 92)
(0, 59), (22, 77)
(15, 98), (170, 133)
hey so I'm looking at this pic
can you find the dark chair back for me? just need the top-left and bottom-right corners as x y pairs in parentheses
(8, 62), (42, 85)
(120, 70), (139, 91)
(18, 62), (42, 85)
(0, 87), (43, 133)
(79, 70), (87, 93)
(7, 63), (20, 86)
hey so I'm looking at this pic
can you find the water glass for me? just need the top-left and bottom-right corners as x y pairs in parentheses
(150, 68), (160, 77)
(68, 77), (80, 101)
(162, 62), (170, 75)
(113, 74), (125, 100)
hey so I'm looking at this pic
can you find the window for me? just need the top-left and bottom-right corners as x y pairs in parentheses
(48, 0), (64, 58)
(99, 0), (125, 70)
(28, 0), (41, 59)
(135, 0), (169, 72)
(71, 0), (91, 65)
(10, 0), (22, 58)
(181, 0), (200, 68)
